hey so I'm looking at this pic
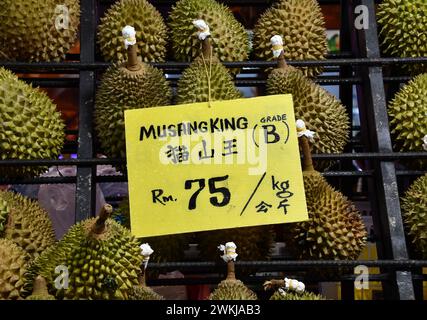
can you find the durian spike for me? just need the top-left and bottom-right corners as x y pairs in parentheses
(91, 204), (113, 235)
(263, 279), (285, 291)
(296, 119), (315, 172)
(31, 275), (50, 296)
(270, 35), (287, 69)
(122, 25), (141, 72)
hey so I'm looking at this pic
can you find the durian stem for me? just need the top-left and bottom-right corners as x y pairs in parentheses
(126, 45), (141, 71)
(226, 261), (236, 281)
(299, 136), (315, 172)
(91, 204), (113, 234)
(267, 279), (285, 289)
(202, 36), (212, 61)
(277, 50), (287, 69)
(32, 276), (49, 296)
(139, 270), (147, 287)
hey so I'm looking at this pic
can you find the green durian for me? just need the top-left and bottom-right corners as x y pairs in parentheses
(0, 239), (29, 300)
(128, 285), (163, 300)
(94, 33), (172, 167)
(285, 122), (367, 260)
(0, 67), (65, 178)
(169, 0), (249, 63)
(270, 290), (325, 300)
(26, 276), (55, 300)
(24, 205), (143, 300)
(0, 0), (80, 61)
(267, 60), (350, 171)
(377, 0), (427, 74)
(209, 242), (257, 300)
(253, 0), (328, 77)
(113, 198), (190, 264)
(401, 174), (427, 259)
(0, 191), (56, 258)
(97, 0), (168, 63)
(387, 73), (427, 169)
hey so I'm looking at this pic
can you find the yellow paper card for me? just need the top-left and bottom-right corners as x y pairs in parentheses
(125, 95), (308, 237)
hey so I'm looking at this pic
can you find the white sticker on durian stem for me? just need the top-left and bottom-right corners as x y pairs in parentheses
(125, 95), (308, 237)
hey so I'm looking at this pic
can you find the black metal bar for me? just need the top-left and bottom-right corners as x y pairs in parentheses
(357, 0), (415, 300)
(75, 0), (97, 222)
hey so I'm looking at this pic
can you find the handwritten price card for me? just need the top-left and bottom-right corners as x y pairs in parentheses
(125, 95), (308, 237)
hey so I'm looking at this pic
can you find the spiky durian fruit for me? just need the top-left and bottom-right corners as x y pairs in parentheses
(95, 26), (172, 165)
(209, 242), (257, 300)
(253, 0), (328, 77)
(0, 68), (65, 178)
(169, 0), (249, 63)
(377, 0), (427, 74)
(128, 286), (163, 300)
(113, 198), (190, 263)
(267, 63), (350, 170)
(97, 0), (168, 63)
(0, 0), (79, 61)
(24, 205), (143, 300)
(0, 239), (30, 300)
(0, 191), (55, 258)
(387, 73), (427, 169)
(401, 174), (427, 259)
(197, 226), (275, 262)
(284, 121), (367, 260)
(270, 290), (325, 300)
(176, 57), (242, 104)
(26, 276), (55, 300)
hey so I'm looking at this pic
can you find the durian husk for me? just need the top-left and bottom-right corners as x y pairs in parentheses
(387, 73), (427, 170)
(377, 0), (427, 75)
(168, 0), (249, 64)
(97, 0), (168, 63)
(113, 198), (191, 264)
(0, 238), (30, 300)
(0, 0), (80, 62)
(285, 170), (367, 261)
(209, 279), (257, 300)
(270, 290), (325, 300)
(0, 199), (8, 236)
(128, 285), (164, 300)
(267, 64), (350, 171)
(24, 208), (143, 300)
(94, 62), (172, 171)
(252, 0), (328, 77)
(176, 55), (241, 105)
(401, 174), (427, 259)
(0, 67), (65, 178)
(0, 191), (56, 258)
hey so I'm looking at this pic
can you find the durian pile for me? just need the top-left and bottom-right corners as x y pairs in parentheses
(377, 0), (427, 74)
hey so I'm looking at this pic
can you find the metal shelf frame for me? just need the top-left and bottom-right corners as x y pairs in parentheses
(0, 0), (426, 300)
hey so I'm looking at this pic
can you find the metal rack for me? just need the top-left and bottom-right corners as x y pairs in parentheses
(1, 0), (426, 300)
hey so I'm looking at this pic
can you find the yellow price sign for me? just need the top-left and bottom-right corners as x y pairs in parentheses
(125, 95), (308, 237)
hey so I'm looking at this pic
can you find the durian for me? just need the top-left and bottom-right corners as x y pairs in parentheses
(0, 0), (79, 62)
(169, 0), (249, 64)
(113, 198), (190, 264)
(401, 174), (427, 259)
(0, 238), (29, 300)
(387, 73), (427, 169)
(209, 242), (257, 300)
(26, 276), (55, 300)
(266, 37), (349, 171)
(264, 278), (326, 300)
(97, 0), (168, 63)
(24, 204), (143, 300)
(285, 120), (367, 260)
(252, 0), (328, 77)
(0, 191), (56, 258)
(0, 67), (65, 178)
(176, 20), (241, 104)
(377, 0), (427, 74)
(128, 243), (164, 300)
(95, 26), (172, 166)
